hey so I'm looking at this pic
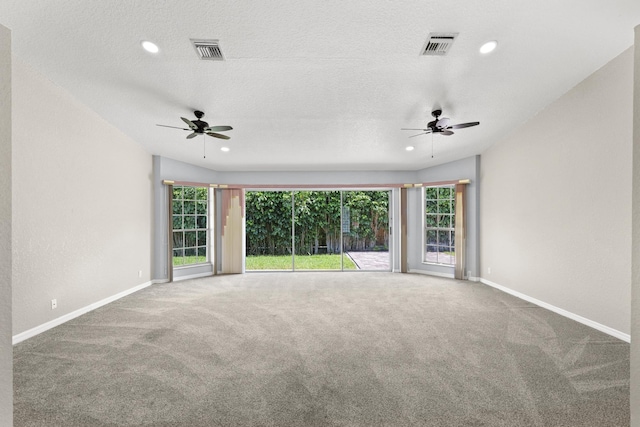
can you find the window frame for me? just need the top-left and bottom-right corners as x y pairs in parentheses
(423, 185), (456, 266)
(172, 185), (210, 267)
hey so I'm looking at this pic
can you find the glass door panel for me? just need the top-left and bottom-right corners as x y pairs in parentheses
(245, 191), (293, 270)
(294, 191), (342, 270)
(342, 190), (391, 271)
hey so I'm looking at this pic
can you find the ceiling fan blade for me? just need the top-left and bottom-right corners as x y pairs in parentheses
(205, 125), (233, 132)
(436, 117), (450, 128)
(157, 124), (190, 130)
(449, 121), (480, 129)
(401, 128), (429, 131)
(186, 132), (199, 139)
(409, 132), (430, 138)
(181, 117), (198, 130)
(441, 130), (455, 136)
(206, 132), (231, 140)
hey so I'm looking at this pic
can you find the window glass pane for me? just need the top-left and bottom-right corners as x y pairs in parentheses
(197, 215), (207, 229)
(438, 230), (452, 247)
(184, 231), (196, 247)
(197, 247), (207, 258)
(438, 250), (453, 265)
(425, 245), (437, 263)
(425, 187), (438, 200)
(185, 247), (196, 257)
(172, 232), (183, 249)
(426, 214), (437, 227)
(426, 229), (437, 245)
(184, 215), (196, 230)
(437, 215), (450, 229)
(184, 187), (196, 200)
(196, 187), (207, 201)
(438, 187), (451, 199)
(172, 200), (182, 215)
(196, 200), (207, 214)
(438, 199), (451, 214)
(426, 200), (438, 214)
(196, 230), (207, 246)
(173, 249), (184, 258)
(184, 201), (196, 215)
(173, 187), (183, 200)
(172, 215), (182, 230)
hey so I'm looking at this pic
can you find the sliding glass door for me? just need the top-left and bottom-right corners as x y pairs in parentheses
(245, 189), (390, 271)
(342, 191), (390, 271)
(245, 191), (293, 270)
(293, 191), (345, 270)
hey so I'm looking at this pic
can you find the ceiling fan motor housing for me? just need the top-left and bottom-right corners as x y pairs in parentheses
(192, 120), (209, 132)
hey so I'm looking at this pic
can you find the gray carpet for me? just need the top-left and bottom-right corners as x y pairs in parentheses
(14, 273), (629, 426)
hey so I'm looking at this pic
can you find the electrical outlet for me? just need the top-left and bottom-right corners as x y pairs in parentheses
(51, 299), (57, 310)
(488, 267), (491, 274)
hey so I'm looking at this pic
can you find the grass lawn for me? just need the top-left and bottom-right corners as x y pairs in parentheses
(246, 254), (357, 270)
(173, 256), (207, 266)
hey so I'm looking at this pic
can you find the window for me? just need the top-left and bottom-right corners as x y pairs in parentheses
(172, 186), (208, 266)
(424, 186), (455, 265)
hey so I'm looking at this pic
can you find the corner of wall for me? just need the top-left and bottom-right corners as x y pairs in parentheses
(0, 22), (12, 427)
(630, 23), (640, 427)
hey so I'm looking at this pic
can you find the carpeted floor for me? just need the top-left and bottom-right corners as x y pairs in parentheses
(13, 273), (629, 426)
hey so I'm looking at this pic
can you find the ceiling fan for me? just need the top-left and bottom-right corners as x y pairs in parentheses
(402, 109), (479, 138)
(157, 110), (232, 140)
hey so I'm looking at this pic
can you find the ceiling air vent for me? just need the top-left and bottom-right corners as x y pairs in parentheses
(191, 39), (224, 61)
(421, 33), (458, 56)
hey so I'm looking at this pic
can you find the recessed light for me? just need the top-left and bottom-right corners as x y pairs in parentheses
(141, 41), (159, 54)
(406, 146), (415, 151)
(221, 147), (230, 152)
(479, 40), (497, 54)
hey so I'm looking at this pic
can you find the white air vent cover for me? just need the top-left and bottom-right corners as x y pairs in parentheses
(191, 39), (224, 60)
(422, 33), (458, 56)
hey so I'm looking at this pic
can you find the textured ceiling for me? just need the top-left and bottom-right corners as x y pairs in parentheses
(1, 1), (639, 171)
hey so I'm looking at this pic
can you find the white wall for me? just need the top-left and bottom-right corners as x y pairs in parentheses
(0, 23), (12, 427)
(631, 24), (640, 427)
(481, 48), (634, 336)
(12, 58), (153, 336)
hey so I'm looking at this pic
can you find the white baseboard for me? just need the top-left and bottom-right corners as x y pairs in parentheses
(13, 280), (155, 345)
(480, 278), (630, 343)
(409, 269), (455, 279)
(468, 276), (480, 282)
